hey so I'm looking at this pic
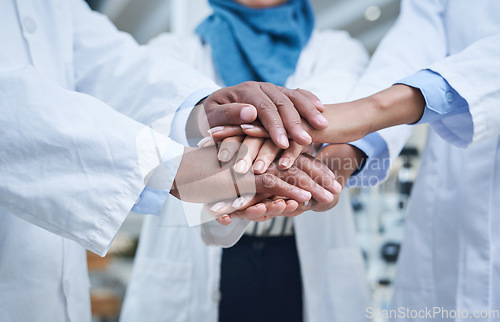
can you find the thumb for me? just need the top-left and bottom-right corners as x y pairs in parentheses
(206, 103), (257, 127)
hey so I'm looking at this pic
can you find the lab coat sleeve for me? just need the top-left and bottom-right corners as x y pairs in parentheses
(347, 133), (390, 187)
(68, 1), (220, 216)
(69, 0), (218, 134)
(0, 59), (184, 256)
(398, 69), (473, 146)
(348, 0), (448, 182)
(423, 34), (500, 146)
(131, 87), (215, 216)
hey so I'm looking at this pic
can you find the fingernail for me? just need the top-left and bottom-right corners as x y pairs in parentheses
(300, 190), (312, 201)
(197, 136), (214, 148)
(334, 180), (342, 192)
(207, 126), (224, 135)
(279, 157), (291, 169)
(232, 196), (246, 208)
(278, 134), (289, 148)
(210, 202), (226, 213)
(218, 149), (230, 162)
(316, 114), (328, 126)
(323, 190), (334, 202)
(240, 105), (256, 122)
(253, 160), (265, 173)
(234, 159), (248, 174)
(240, 124), (255, 130)
(301, 131), (312, 144)
(304, 200), (309, 207)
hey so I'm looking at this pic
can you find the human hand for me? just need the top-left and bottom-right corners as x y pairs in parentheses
(206, 153), (342, 225)
(200, 82), (329, 149)
(207, 84), (426, 146)
(170, 146), (324, 205)
(219, 144), (365, 222)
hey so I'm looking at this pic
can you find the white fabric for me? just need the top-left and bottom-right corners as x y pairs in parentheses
(349, 0), (500, 321)
(0, 0), (217, 321)
(122, 30), (371, 322)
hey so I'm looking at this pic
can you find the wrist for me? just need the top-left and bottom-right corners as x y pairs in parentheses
(316, 144), (366, 187)
(367, 84), (426, 130)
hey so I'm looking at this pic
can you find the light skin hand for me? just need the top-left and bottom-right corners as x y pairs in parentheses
(224, 144), (365, 220)
(211, 135), (314, 175)
(211, 153), (342, 225)
(169, 146), (315, 204)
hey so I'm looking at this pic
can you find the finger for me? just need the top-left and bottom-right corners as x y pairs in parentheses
(280, 88), (328, 130)
(197, 136), (215, 148)
(231, 199), (285, 222)
(294, 154), (342, 195)
(216, 215), (232, 226)
(260, 198), (288, 217)
(234, 137), (265, 174)
(209, 124), (269, 141)
(283, 200), (314, 218)
(208, 126), (245, 141)
(207, 193), (269, 221)
(278, 141), (304, 169)
(268, 163), (334, 204)
(252, 139), (281, 174)
(260, 84), (312, 146)
(248, 85), (289, 149)
(229, 203), (268, 221)
(255, 173), (312, 203)
(205, 103), (257, 127)
(240, 123), (270, 137)
(284, 199), (299, 213)
(218, 136), (244, 162)
(295, 88), (325, 112)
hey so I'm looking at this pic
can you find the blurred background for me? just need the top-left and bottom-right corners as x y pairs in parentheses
(83, 1), (428, 321)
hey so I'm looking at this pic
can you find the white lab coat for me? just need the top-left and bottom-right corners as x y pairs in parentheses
(0, 1), (217, 321)
(122, 30), (371, 322)
(349, 1), (500, 321)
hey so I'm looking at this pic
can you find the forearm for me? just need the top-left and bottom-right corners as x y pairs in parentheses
(309, 85), (425, 144)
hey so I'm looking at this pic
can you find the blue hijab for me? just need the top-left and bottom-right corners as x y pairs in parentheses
(195, 0), (315, 86)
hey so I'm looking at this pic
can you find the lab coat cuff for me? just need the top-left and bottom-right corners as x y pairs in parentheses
(347, 132), (390, 187)
(131, 140), (185, 215)
(397, 69), (469, 124)
(170, 87), (219, 146)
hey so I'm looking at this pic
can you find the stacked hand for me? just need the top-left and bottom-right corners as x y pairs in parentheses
(193, 83), (344, 225)
(170, 81), (421, 225)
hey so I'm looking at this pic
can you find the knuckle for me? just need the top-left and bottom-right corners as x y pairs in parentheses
(222, 105), (232, 120)
(256, 100), (274, 112)
(288, 89), (302, 99)
(296, 154), (311, 168)
(274, 97), (290, 109)
(286, 165), (301, 176)
(288, 119), (302, 127)
(261, 173), (278, 188)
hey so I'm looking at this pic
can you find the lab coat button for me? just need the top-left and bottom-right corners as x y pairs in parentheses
(445, 91), (454, 102)
(23, 17), (37, 34)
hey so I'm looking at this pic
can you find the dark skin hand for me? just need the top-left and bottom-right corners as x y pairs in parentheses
(197, 82), (329, 149)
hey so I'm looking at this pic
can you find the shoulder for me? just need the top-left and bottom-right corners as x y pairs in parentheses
(148, 33), (206, 63)
(306, 29), (368, 58)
